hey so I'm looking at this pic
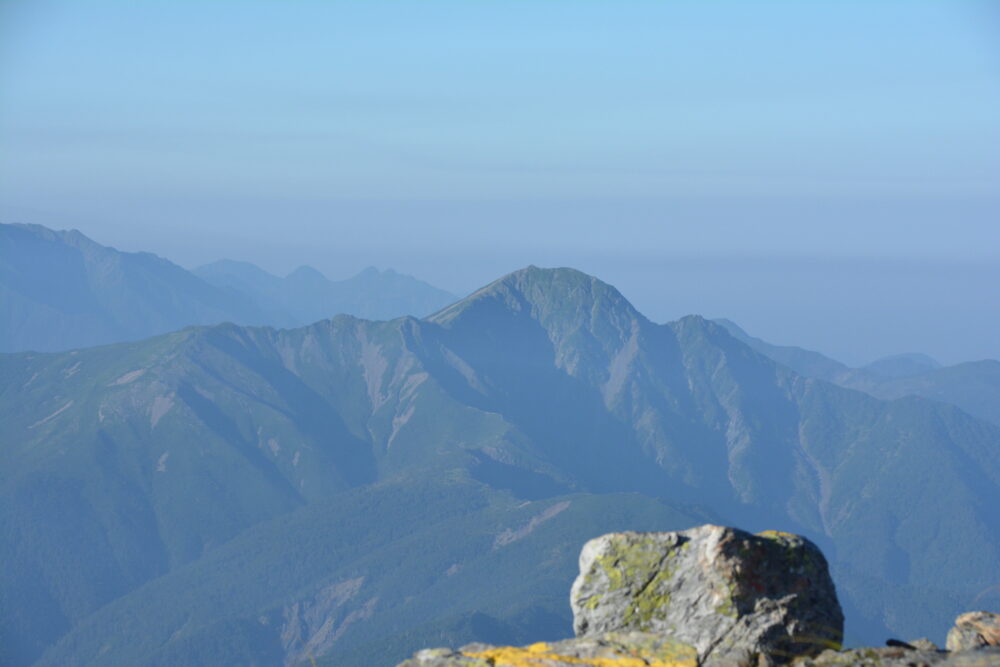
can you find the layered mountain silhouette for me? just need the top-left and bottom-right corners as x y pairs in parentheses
(716, 319), (1000, 426)
(194, 259), (457, 326)
(2, 267), (998, 666)
(0, 223), (457, 353)
(0, 223), (267, 352)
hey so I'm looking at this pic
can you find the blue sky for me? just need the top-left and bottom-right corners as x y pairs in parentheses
(2, 1), (999, 363)
(3, 1), (999, 202)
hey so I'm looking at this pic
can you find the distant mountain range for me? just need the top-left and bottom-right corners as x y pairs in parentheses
(0, 223), (458, 353)
(2, 266), (998, 667)
(715, 319), (1000, 427)
(194, 258), (457, 326)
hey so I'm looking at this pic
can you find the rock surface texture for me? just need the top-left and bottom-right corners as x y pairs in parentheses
(793, 646), (1000, 666)
(397, 525), (1000, 667)
(570, 526), (843, 663)
(399, 633), (698, 667)
(946, 612), (1000, 652)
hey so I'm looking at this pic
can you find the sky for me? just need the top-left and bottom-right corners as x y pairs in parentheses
(1, 1), (999, 364)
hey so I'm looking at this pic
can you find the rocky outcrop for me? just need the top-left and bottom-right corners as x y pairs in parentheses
(280, 576), (375, 666)
(399, 641), (1000, 667)
(794, 646), (1000, 666)
(946, 612), (1000, 652)
(397, 525), (1000, 667)
(570, 526), (842, 663)
(399, 633), (698, 667)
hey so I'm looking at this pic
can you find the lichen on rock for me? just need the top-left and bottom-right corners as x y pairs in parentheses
(570, 526), (843, 664)
(397, 525), (1000, 667)
(793, 646), (1000, 666)
(397, 632), (698, 667)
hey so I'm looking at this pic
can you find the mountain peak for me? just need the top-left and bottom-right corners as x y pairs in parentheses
(3, 222), (103, 252)
(493, 266), (626, 297)
(426, 266), (645, 358)
(195, 259), (275, 279)
(285, 265), (328, 284)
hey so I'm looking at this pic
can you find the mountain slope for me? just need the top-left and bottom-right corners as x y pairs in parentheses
(712, 317), (852, 381)
(0, 224), (269, 352)
(858, 359), (1000, 426)
(195, 260), (458, 324)
(2, 267), (999, 665)
(715, 319), (1000, 426)
(36, 485), (704, 667)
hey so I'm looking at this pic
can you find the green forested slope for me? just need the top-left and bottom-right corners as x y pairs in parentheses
(2, 267), (998, 666)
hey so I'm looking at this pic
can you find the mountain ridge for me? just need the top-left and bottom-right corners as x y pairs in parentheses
(0, 223), (459, 354)
(195, 257), (458, 326)
(714, 318), (1000, 426)
(0, 223), (270, 352)
(2, 266), (999, 666)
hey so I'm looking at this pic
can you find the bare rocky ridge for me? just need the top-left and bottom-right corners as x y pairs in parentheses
(398, 526), (1000, 667)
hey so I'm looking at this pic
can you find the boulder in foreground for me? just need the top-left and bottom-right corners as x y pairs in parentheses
(570, 526), (843, 663)
(397, 526), (1000, 666)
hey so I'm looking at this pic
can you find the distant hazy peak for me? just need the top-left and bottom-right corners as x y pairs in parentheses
(712, 318), (750, 340)
(871, 352), (941, 366)
(2, 221), (60, 239)
(862, 352), (942, 380)
(3, 223), (189, 269)
(712, 318), (780, 349)
(3, 222), (101, 251)
(670, 314), (718, 336)
(196, 258), (271, 274)
(285, 265), (328, 283)
(669, 315), (763, 355)
(0, 222), (278, 353)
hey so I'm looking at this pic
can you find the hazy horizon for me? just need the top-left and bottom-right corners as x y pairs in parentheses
(5, 215), (999, 368)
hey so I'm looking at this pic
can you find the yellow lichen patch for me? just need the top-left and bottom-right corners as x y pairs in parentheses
(595, 554), (624, 590)
(715, 580), (738, 618)
(464, 642), (697, 667)
(622, 566), (672, 627)
(594, 537), (680, 629)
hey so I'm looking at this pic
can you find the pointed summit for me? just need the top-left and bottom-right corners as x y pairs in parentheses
(428, 266), (643, 331)
(426, 267), (648, 384)
(285, 265), (328, 284)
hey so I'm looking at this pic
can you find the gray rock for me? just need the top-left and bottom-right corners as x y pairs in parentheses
(906, 638), (940, 651)
(947, 611), (1000, 652)
(570, 525), (843, 663)
(396, 647), (491, 666)
(794, 646), (1000, 666)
